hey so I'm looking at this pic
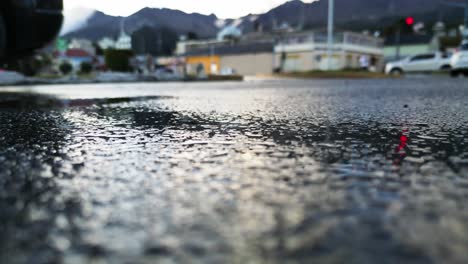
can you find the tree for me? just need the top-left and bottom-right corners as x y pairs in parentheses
(59, 62), (73, 75)
(104, 49), (133, 72)
(93, 42), (104, 56)
(80, 62), (93, 74)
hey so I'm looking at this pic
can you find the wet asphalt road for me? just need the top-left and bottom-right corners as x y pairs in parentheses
(1, 77), (468, 264)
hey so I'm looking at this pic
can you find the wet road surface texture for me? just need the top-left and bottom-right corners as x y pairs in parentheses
(1, 78), (468, 264)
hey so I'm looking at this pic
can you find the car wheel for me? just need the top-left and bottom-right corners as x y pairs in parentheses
(0, 14), (6, 59)
(390, 68), (403, 76)
(450, 70), (460, 78)
(440, 65), (451, 72)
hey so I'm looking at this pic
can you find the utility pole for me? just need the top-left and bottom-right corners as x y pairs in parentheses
(395, 26), (401, 60)
(394, 17), (414, 60)
(298, 4), (305, 30)
(327, 0), (334, 70)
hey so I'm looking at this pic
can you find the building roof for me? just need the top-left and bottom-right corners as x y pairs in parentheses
(384, 34), (433, 46)
(184, 42), (274, 56)
(66, 49), (92, 58)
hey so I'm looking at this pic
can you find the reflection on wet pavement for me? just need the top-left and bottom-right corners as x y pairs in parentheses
(1, 78), (468, 263)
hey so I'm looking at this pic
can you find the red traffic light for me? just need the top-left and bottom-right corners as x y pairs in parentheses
(405, 17), (415, 26)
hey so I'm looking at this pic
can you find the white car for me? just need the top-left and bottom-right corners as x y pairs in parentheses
(450, 42), (468, 77)
(219, 67), (237, 76)
(385, 52), (452, 75)
(154, 68), (182, 81)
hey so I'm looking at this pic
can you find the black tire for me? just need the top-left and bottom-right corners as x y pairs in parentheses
(0, 14), (5, 59)
(440, 65), (451, 72)
(450, 70), (460, 78)
(390, 68), (403, 76)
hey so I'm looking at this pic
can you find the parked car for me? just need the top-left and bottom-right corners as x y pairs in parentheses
(450, 42), (468, 77)
(154, 68), (182, 81)
(219, 67), (237, 76)
(385, 52), (452, 75)
(0, 0), (63, 60)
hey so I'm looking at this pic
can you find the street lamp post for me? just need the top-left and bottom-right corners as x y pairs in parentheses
(327, 0), (334, 70)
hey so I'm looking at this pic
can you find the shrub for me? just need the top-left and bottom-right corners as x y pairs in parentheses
(104, 49), (133, 72)
(59, 62), (73, 75)
(80, 62), (93, 74)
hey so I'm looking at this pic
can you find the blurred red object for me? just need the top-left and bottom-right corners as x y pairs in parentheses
(405, 17), (414, 26)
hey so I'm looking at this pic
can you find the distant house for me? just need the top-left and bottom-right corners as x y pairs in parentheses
(68, 39), (96, 56)
(275, 31), (384, 72)
(180, 30), (384, 75)
(98, 37), (116, 50)
(115, 31), (132, 50)
(63, 49), (94, 71)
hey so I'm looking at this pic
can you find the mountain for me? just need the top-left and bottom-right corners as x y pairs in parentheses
(64, 8), (220, 41)
(255, 0), (462, 31)
(64, 0), (464, 41)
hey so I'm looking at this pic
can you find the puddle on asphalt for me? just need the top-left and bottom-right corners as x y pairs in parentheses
(0, 92), (174, 109)
(1, 81), (468, 263)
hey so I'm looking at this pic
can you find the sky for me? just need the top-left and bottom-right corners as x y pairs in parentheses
(64, 0), (314, 19)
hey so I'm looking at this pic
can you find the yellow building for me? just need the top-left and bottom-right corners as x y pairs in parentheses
(186, 56), (220, 75)
(184, 42), (275, 76)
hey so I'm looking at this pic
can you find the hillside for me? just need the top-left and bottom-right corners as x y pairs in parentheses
(256, 0), (462, 31)
(64, 8), (220, 41)
(64, 0), (464, 41)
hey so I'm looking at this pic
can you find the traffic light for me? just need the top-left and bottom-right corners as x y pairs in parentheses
(405, 17), (415, 26)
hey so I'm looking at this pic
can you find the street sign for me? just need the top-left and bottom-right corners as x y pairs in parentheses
(56, 38), (68, 53)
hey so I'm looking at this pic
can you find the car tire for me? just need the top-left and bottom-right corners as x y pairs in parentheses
(390, 68), (403, 76)
(450, 70), (460, 78)
(440, 65), (451, 72)
(0, 14), (6, 59)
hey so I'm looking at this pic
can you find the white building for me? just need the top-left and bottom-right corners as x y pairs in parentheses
(178, 30), (384, 75)
(115, 32), (131, 50)
(98, 37), (116, 50)
(115, 19), (132, 50)
(275, 31), (384, 71)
